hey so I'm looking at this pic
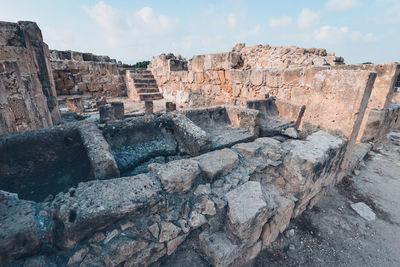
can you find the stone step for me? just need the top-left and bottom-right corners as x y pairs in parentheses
(136, 88), (160, 94)
(129, 73), (153, 77)
(139, 92), (163, 101)
(134, 83), (158, 89)
(133, 78), (157, 84)
(128, 69), (151, 74)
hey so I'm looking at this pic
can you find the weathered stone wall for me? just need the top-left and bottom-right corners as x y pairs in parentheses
(332, 63), (400, 141)
(0, 21), (60, 135)
(50, 50), (126, 97)
(150, 45), (399, 150)
(231, 43), (345, 69)
(0, 114), (347, 266)
(149, 44), (345, 108)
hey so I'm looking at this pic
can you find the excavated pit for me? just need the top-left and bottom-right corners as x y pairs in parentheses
(102, 114), (179, 176)
(182, 105), (259, 150)
(0, 125), (92, 202)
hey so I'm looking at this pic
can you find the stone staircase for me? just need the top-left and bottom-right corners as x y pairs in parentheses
(126, 69), (163, 101)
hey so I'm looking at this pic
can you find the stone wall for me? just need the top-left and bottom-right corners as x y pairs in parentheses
(0, 114), (348, 266)
(0, 21), (60, 135)
(149, 44), (345, 108)
(332, 63), (400, 141)
(50, 50), (126, 97)
(150, 45), (399, 151)
(231, 43), (345, 69)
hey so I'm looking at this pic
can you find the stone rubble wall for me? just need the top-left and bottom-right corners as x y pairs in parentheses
(50, 49), (127, 97)
(0, 118), (347, 266)
(231, 43), (345, 69)
(149, 45), (399, 155)
(0, 21), (60, 135)
(149, 44), (346, 109)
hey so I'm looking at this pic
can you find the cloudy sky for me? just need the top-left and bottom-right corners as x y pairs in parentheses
(1, 0), (399, 64)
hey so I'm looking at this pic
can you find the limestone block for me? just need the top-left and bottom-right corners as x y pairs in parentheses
(188, 210), (207, 228)
(67, 247), (89, 265)
(204, 53), (229, 70)
(50, 174), (162, 248)
(261, 194), (294, 248)
(194, 183), (212, 196)
(232, 241), (262, 266)
(159, 222), (181, 242)
(171, 113), (210, 155)
(167, 233), (188, 255)
(148, 159), (200, 194)
(104, 236), (148, 266)
(190, 55), (205, 72)
(226, 181), (277, 240)
(228, 52), (243, 69)
(199, 231), (239, 267)
(195, 196), (216, 216)
(78, 122), (120, 180)
(0, 199), (53, 262)
(232, 141), (264, 158)
(123, 242), (165, 267)
(194, 148), (239, 181)
(280, 131), (346, 194)
(250, 70), (264, 86)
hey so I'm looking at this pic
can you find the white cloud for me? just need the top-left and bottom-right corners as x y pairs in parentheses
(227, 13), (238, 28)
(297, 8), (320, 29)
(129, 6), (176, 35)
(325, 0), (360, 11)
(84, 2), (177, 47)
(268, 16), (292, 28)
(314, 25), (376, 44)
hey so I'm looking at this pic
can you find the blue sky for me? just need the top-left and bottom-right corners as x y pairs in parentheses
(1, 0), (399, 64)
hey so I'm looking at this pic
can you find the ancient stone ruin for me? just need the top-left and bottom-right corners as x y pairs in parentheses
(0, 21), (399, 266)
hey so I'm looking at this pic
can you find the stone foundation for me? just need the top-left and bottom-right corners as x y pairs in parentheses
(0, 108), (347, 266)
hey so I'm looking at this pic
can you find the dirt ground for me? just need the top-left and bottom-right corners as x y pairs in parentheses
(254, 131), (400, 267)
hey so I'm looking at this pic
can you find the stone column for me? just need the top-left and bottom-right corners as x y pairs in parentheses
(145, 101), (153, 115)
(111, 102), (124, 120)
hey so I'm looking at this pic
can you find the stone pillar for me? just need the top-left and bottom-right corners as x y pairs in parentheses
(166, 102), (176, 112)
(99, 105), (113, 123)
(66, 97), (83, 113)
(99, 102), (125, 123)
(110, 102), (124, 120)
(145, 101), (153, 115)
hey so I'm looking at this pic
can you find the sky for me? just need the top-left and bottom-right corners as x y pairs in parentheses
(1, 0), (399, 64)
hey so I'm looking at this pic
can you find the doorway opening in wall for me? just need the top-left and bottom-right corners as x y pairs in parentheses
(395, 74), (400, 92)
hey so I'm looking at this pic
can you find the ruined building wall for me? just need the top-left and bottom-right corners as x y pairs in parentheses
(0, 114), (349, 266)
(0, 21), (60, 135)
(231, 43), (345, 69)
(150, 45), (399, 145)
(50, 50), (126, 97)
(149, 44), (344, 108)
(332, 63), (400, 142)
